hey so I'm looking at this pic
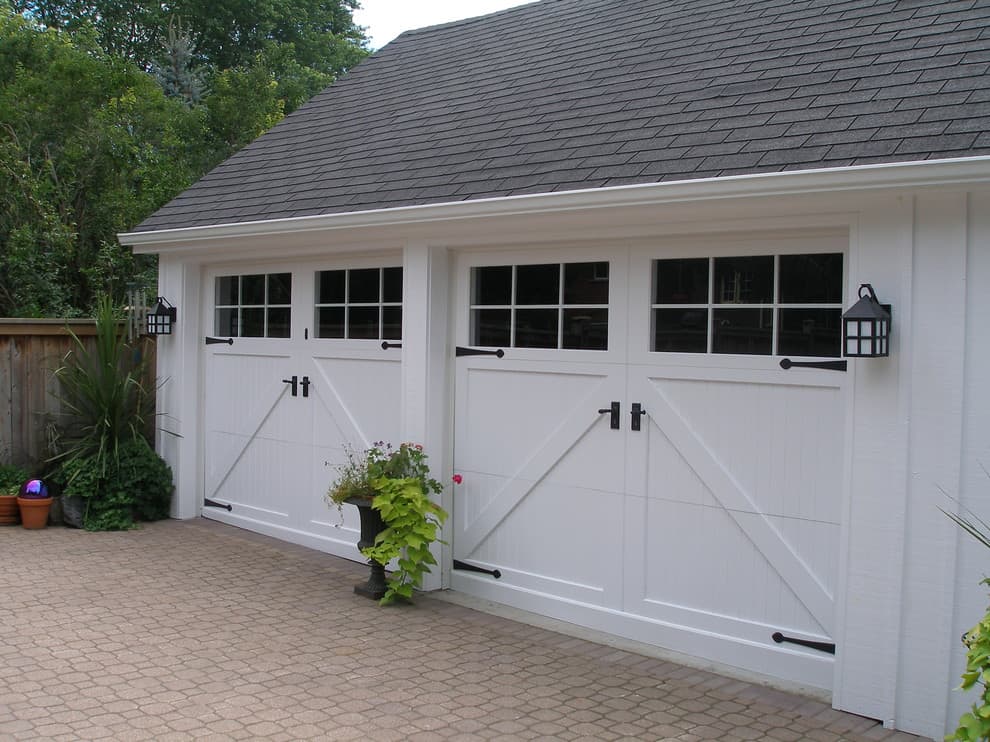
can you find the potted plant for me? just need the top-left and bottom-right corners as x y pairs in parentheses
(51, 295), (172, 531)
(327, 442), (447, 604)
(0, 464), (28, 525)
(17, 479), (52, 529)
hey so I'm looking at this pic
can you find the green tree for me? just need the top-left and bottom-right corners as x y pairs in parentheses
(2, 0), (370, 316)
(151, 17), (205, 106)
(11, 0), (369, 114)
(0, 8), (211, 315)
(205, 57), (285, 154)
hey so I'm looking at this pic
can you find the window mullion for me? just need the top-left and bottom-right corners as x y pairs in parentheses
(707, 257), (714, 354)
(344, 270), (350, 339)
(772, 254), (779, 356)
(510, 266), (517, 348)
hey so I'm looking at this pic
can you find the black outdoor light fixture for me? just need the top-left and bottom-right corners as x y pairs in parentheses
(843, 284), (890, 358)
(146, 296), (177, 336)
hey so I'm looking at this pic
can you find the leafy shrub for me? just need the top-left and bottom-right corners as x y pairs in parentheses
(0, 464), (28, 495)
(121, 439), (173, 521)
(945, 492), (990, 741)
(61, 438), (173, 531)
(948, 594), (990, 741)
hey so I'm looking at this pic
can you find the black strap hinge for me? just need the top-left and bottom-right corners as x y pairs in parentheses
(772, 632), (835, 654)
(453, 560), (501, 579)
(456, 347), (504, 358)
(779, 358), (847, 372)
(204, 498), (232, 511)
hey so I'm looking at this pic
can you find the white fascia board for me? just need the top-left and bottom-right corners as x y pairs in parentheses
(120, 156), (990, 254)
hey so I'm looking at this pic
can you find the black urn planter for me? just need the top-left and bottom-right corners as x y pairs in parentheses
(347, 498), (387, 600)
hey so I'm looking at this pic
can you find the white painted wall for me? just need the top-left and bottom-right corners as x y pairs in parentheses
(155, 256), (203, 520)
(399, 242), (452, 591)
(895, 193), (969, 739)
(946, 190), (990, 738)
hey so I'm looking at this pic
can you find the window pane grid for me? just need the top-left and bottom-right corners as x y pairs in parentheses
(315, 267), (402, 340)
(214, 273), (291, 338)
(652, 253), (843, 357)
(471, 262), (608, 351)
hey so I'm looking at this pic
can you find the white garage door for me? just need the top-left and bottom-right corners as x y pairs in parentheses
(452, 234), (848, 690)
(202, 259), (403, 560)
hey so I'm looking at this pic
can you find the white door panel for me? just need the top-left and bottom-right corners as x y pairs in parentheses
(452, 239), (848, 691)
(202, 261), (402, 560)
(453, 358), (626, 606)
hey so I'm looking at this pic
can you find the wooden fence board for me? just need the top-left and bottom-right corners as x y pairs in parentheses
(0, 321), (157, 471)
(0, 339), (12, 463)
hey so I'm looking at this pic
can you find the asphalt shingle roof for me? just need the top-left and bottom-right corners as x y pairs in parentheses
(135, 0), (990, 232)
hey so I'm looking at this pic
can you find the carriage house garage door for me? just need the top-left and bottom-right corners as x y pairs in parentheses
(201, 258), (403, 559)
(452, 232), (849, 691)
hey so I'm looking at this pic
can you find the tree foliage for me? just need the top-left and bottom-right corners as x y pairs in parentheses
(0, 1), (369, 316)
(0, 8), (212, 314)
(9, 0), (367, 109)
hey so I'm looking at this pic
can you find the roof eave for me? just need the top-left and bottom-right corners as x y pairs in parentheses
(120, 157), (990, 253)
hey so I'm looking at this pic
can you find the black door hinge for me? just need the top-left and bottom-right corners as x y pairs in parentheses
(456, 347), (505, 358)
(453, 560), (501, 579)
(779, 358), (847, 372)
(771, 632), (835, 654)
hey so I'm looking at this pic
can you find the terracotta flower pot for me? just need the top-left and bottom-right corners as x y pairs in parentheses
(0, 495), (19, 525)
(17, 497), (53, 529)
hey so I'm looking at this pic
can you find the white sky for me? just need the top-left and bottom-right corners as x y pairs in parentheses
(353, 0), (537, 49)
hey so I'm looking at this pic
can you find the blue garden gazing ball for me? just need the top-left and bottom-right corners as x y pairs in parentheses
(19, 479), (49, 499)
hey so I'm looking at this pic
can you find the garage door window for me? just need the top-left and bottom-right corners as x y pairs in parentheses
(215, 273), (292, 338)
(471, 262), (609, 350)
(315, 267), (402, 340)
(652, 253), (843, 356)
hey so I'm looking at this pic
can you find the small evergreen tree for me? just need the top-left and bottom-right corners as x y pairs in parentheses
(152, 18), (204, 105)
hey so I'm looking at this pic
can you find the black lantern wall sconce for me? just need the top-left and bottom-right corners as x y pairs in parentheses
(843, 284), (890, 358)
(146, 297), (177, 336)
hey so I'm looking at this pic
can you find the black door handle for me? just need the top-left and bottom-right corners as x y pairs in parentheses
(300, 376), (311, 398)
(630, 402), (646, 431)
(597, 401), (620, 430)
(282, 375), (298, 396)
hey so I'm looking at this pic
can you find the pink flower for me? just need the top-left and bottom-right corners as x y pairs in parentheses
(452, 474), (463, 485)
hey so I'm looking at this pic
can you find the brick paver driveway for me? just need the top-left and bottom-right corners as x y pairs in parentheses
(1, 519), (921, 741)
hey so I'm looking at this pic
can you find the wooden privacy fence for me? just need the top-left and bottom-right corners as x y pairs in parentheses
(0, 319), (157, 471)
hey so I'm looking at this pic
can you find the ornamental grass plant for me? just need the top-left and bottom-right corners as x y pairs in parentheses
(51, 295), (172, 529)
